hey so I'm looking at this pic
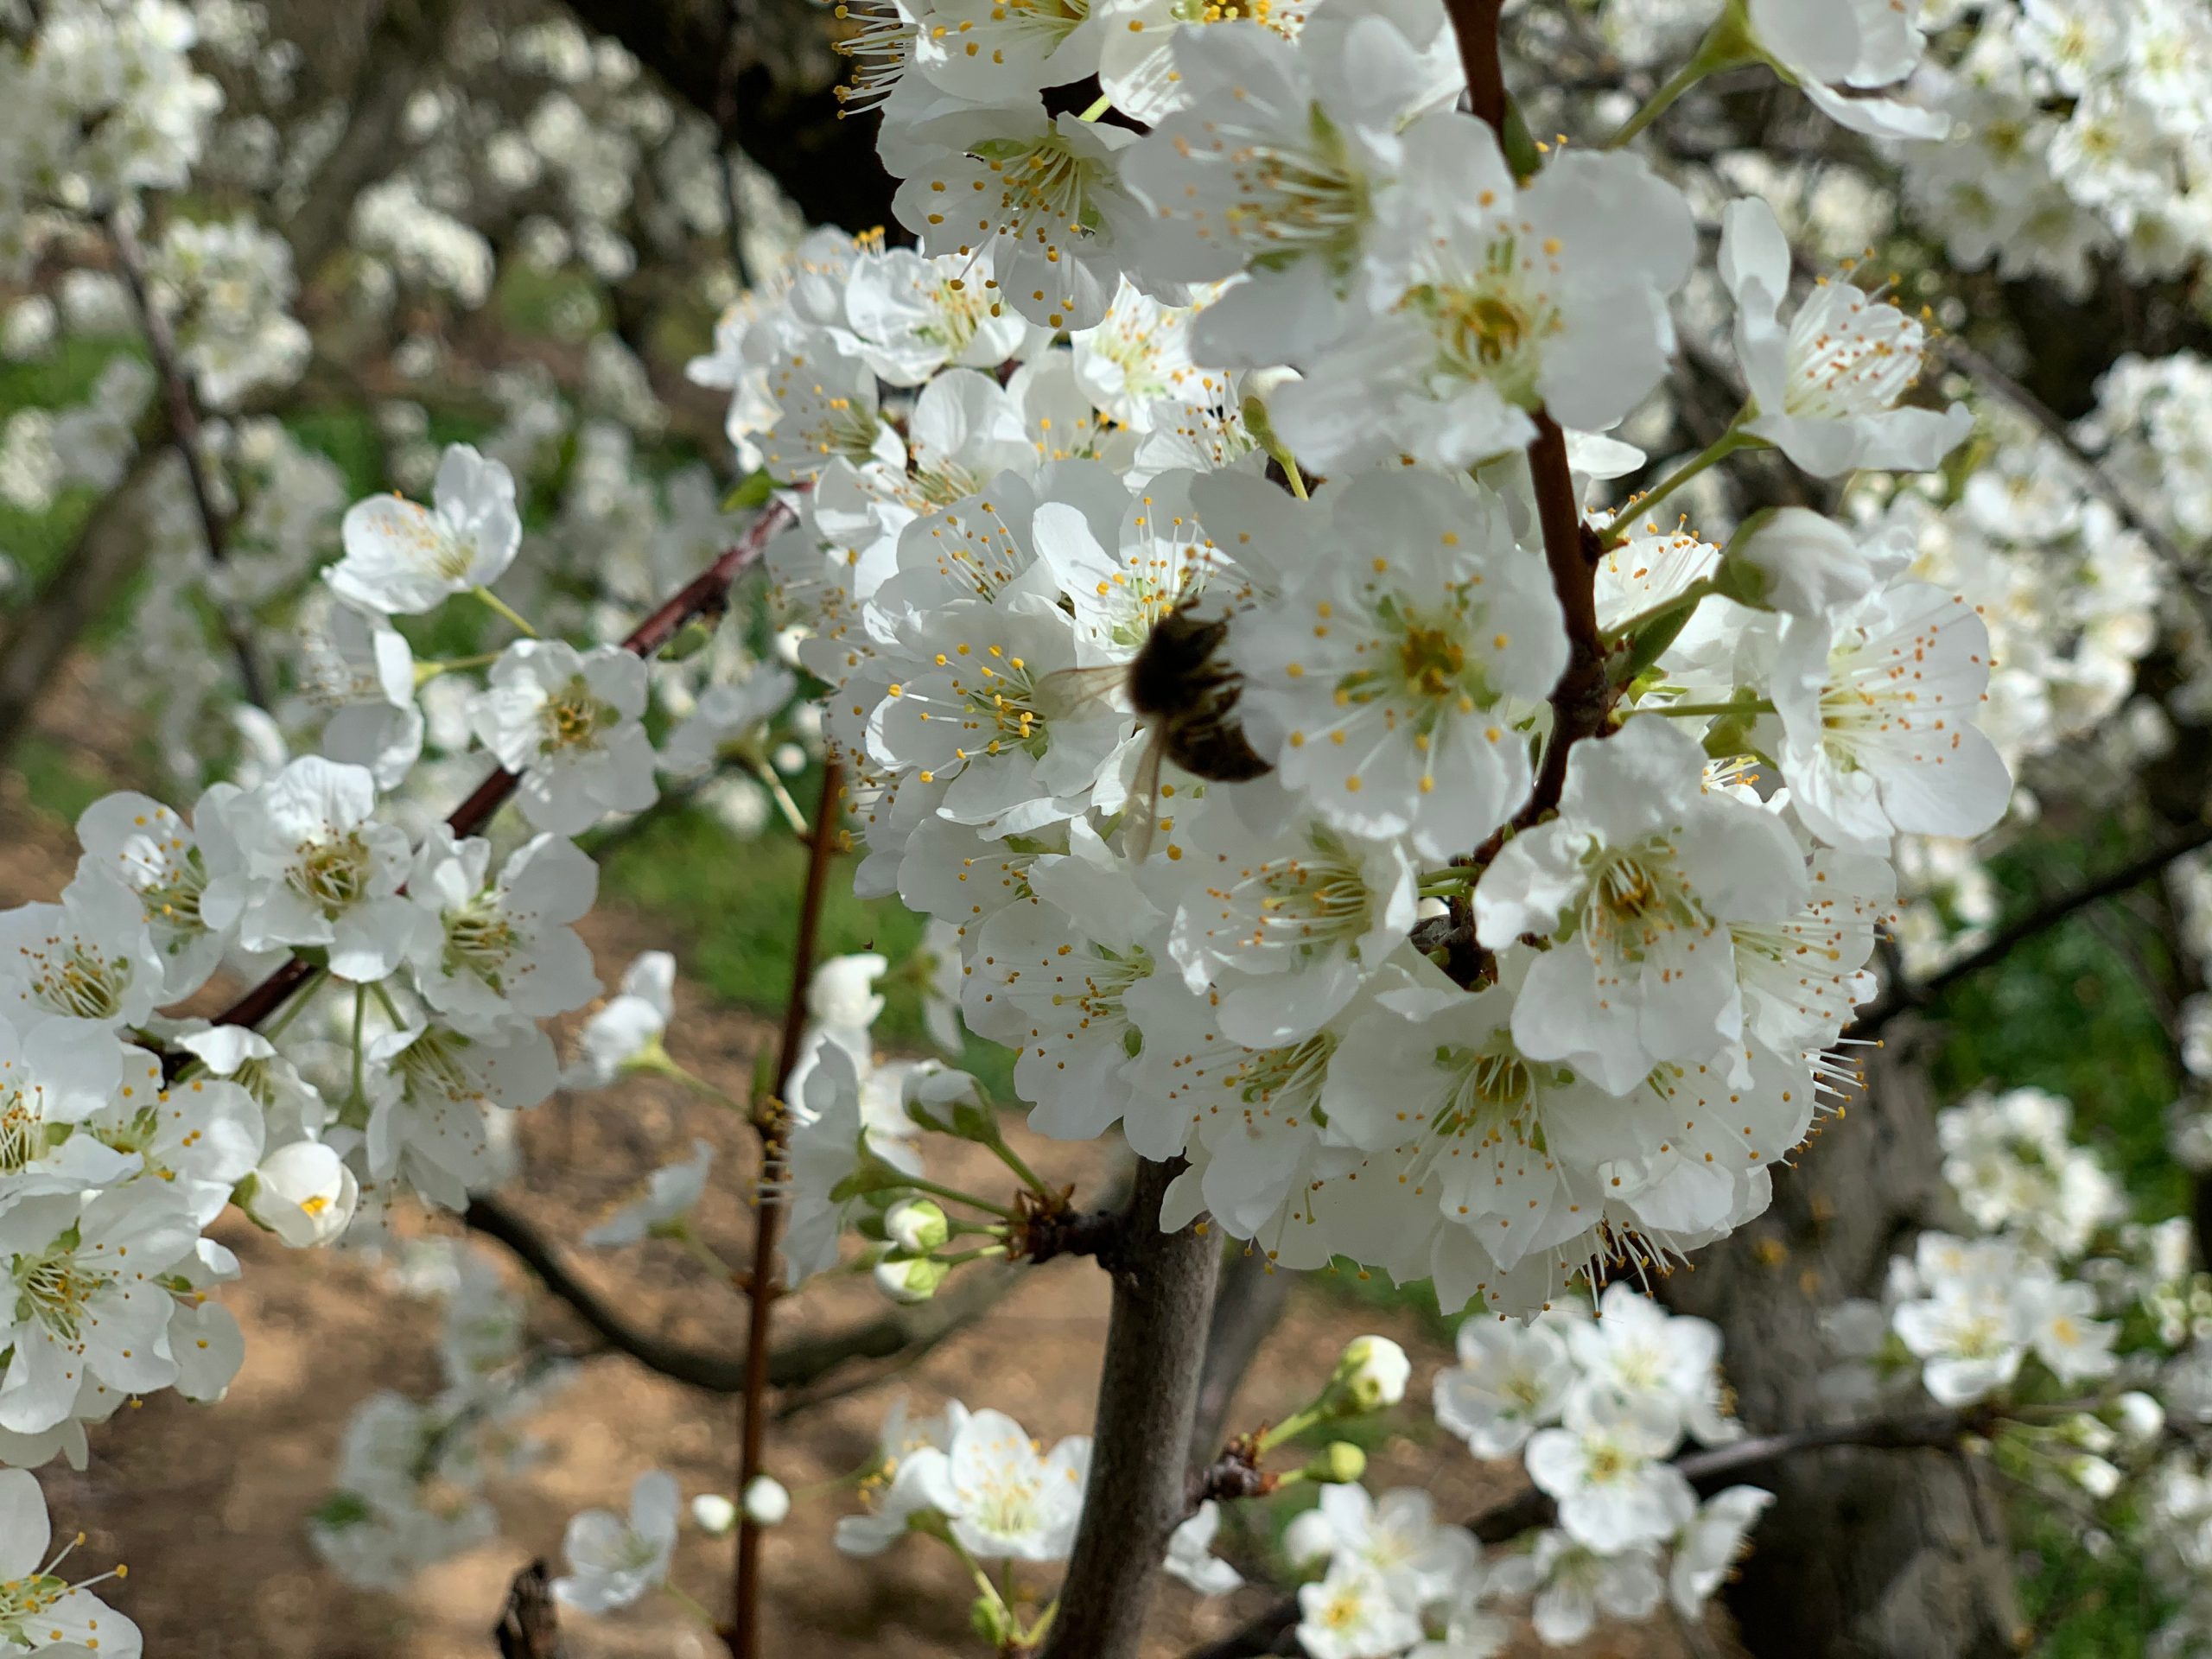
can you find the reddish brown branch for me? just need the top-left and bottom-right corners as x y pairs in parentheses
(726, 754), (842, 1658)
(1442, 0), (1509, 131)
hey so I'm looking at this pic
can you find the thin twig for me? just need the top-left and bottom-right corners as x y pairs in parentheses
(728, 755), (842, 1659)
(105, 208), (270, 709)
(1858, 816), (2212, 1030)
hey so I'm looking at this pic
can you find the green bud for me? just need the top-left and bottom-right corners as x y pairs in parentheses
(657, 615), (718, 662)
(887, 1198), (951, 1254)
(1304, 1442), (1368, 1485)
(969, 1592), (1018, 1645)
(874, 1252), (953, 1304)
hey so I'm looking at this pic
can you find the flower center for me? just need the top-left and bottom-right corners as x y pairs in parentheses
(19, 940), (131, 1022)
(1397, 624), (1467, 698)
(1408, 238), (1560, 410)
(0, 1088), (48, 1174)
(443, 893), (521, 988)
(1783, 286), (1924, 421)
(289, 831), (374, 915)
(396, 1028), (483, 1104)
(541, 676), (613, 754)
(16, 1244), (106, 1343)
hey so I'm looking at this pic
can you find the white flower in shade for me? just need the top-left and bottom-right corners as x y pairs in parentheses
(1118, 0), (1465, 366)
(1165, 1500), (1243, 1596)
(568, 951), (677, 1087)
(943, 1408), (1090, 1563)
(88, 1062), (264, 1226)
(1524, 1390), (1695, 1552)
(197, 757), (422, 982)
(327, 443), (521, 615)
(405, 828), (601, 1034)
(363, 1018), (558, 1210)
(1669, 1485), (1774, 1618)
(1572, 1283), (1739, 1446)
(843, 246), (1039, 386)
(174, 1023), (325, 1141)
(2020, 1277), (2120, 1384)
(552, 1470), (679, 1613)
(834, 1440), (959, 1557)
(1433, 1314), (1574, 1459)
(1295, 1557), (1424, 1659)
(245, 1141), (360, 1247)
(1070, 281), (1214, 433)
(1474, 717), (1807, 1094)
(0, 873), (164, 1039)
(1231, 471), (1567, 861)
(1722, 508), (1913, 618)
(75, 786), (238, 1000)
(470, 641), (658, 836)
(0, 1468), (143, 1657)
(1891, 1278), (2027, 1407)
(889, 101), (1148, 332)
(809, 951), (889, 1036)
(0, 1189), (201, 1433)
(584, 1139), (715, 1248)
(0, 1017), (136, 1214)
(1166, 792), (1419, 1047)
(1274, 115), (1694, 472)
(1294, 1484), (1478, 1608)
(658, 664), (798, 779)
(961, 823), (1174, 1154)
(917, 918), (965, 1057)
(1495, 1529), (1662, 1645)
(1742, 0), (1948, 139)
(299, 605), (423, 789)
(1771, 584), (2011, 854)
(1718, 199), (1971, 479)
(783, 1041), (924, 1286)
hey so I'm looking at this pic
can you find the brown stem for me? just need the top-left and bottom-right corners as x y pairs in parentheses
(187, 498), (798, 1055)
(105, 208), (270, 709)
(1039, 1158), (1224, 1659)
(727, 755), (842, 1657)
(1440, 0), (1508, 131)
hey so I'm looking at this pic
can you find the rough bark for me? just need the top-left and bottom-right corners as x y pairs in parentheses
(562, 0), (899, 233)
(1660, 1037), (2024, 1659)
(1041, 1159), (1223, 1659)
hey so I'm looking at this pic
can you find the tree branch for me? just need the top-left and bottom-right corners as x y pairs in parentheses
(466, 1190), (1021, 1399)
(105, 207), (270, 709)
(1857, 816), (2212, 1031)
(1040, 1158), (1224, 1659)
(728, 753), (843, 1658)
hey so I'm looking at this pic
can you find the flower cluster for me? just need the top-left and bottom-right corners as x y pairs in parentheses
(716, 0), (2008, 1311)
(1905, 0), (2212, 294)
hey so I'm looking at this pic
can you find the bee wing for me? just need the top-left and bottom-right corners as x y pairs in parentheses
(1033, 663), (1127, 721)
(1121, 728), (1166, 863)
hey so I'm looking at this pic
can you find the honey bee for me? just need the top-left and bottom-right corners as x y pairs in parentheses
(1045, 601), (1271, 859)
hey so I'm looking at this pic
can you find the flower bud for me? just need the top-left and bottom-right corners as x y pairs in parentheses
(691, 1493), (738, 1536)
(886, 1198), (950, 1255)
(1303, 1442), (1368, 1485)
(1329, 1335), (1410, 1412)
(2116, 1390), (2166, 1446)
(742, 1476), (791, 1527)
(1719, 506), (1904, 616)
(874, 1253), (952, 1304)
(2066, 1455), (2122, 1500)
(243, 1142), (359, 1247)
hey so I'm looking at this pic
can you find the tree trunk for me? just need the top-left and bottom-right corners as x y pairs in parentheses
(1661, 1036), (2024, 1659)
(1042, 1158), (1223, 1659)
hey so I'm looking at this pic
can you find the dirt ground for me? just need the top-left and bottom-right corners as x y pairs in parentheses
(1, 692), (1715, 1659)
